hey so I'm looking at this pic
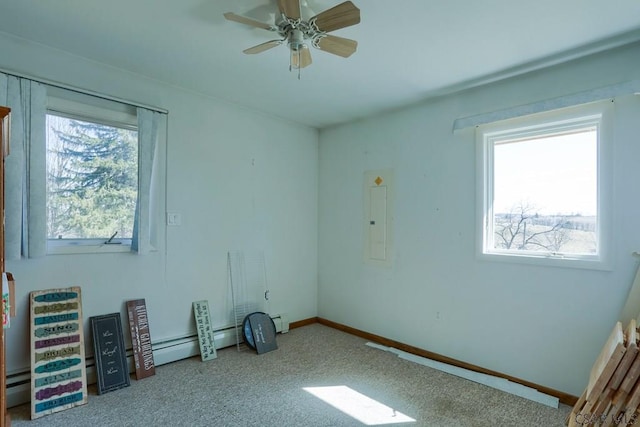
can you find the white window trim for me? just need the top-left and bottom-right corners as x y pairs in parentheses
(45, 90), (139, 255)
(476, 101), (613, 270)
(47, 239), (133, 255)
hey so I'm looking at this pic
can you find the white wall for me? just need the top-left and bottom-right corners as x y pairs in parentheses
(3, 30), (639, 400)
(0, 33), (318, 375)
(318, 42), (640, 396)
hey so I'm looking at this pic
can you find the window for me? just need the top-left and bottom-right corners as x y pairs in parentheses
(1, 72), (162, 259)
(477, 102), (612, 269)
(45, 91), (139, 254)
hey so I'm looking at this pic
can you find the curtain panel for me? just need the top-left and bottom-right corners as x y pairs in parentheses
(131, 107), (160, 254)
(0, 72), (46, 259)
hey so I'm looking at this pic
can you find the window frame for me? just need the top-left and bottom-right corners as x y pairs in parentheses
(45, 91), (139, 255)
(476, 101), (613, 270)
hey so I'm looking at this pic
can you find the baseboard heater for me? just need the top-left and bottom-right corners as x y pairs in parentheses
(5, 313), (289, 408)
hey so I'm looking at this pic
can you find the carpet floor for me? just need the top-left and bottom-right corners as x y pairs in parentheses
(9, 323), (572, 426)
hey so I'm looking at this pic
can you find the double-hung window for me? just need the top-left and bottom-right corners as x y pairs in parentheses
(46, 90), (139, 254)
(477, 102), (612, 269)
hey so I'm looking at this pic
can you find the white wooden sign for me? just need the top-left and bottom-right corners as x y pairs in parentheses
(193, 300), (217, 361)
(30, 287), (88, 420)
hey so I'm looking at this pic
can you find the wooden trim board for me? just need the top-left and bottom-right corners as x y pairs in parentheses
(587, 322), (625, 399)
(315, 317), (579, 406)
(289, 317), (318, 330)
(620, 265), (640, 327)
(565, 320), (640, 426)
(1, 105), (10, 427)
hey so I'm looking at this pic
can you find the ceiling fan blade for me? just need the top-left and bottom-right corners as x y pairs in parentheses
(299, 46), (312, 68)
(224, 12), (274, 31)
(243, 40), (282, 54)
(278, 0), (301, 19)
(291, 45), (313, 69)
(311, 1), (360, 33)
(316, 35), (357, 58)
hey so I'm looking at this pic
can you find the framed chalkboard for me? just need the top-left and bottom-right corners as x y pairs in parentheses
(90, 313), (130, 394)
(243, 312), (278, 355)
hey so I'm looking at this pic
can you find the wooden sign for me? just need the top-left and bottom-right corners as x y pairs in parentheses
(193, 300), (217, 361)
(30, 287), (87, 420)
(90, 313), (130, 394)
(2, 273), (9, 328)
(7, 272), (15, 317)
(126, 299), (155, 379)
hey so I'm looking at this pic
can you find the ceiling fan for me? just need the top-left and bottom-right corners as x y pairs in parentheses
(224, 0), (360, 76)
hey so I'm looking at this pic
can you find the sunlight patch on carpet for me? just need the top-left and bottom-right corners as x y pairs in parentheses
(303, 385), (416, 425)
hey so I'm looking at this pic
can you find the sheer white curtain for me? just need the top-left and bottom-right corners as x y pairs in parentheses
(0, 72), (46, 259)
(131, 107), (160, 254)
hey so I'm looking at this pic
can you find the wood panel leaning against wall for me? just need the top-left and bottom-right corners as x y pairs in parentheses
(1, 105), (11, 427)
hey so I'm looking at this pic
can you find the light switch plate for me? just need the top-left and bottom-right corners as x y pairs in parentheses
(167, 212), (181, 226)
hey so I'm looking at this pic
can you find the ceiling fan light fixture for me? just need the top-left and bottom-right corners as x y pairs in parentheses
(224, 0), (360, 75)
(290, 47), (302, 70)
(290, 44), (312, 79)
(288, 29), (311, 77)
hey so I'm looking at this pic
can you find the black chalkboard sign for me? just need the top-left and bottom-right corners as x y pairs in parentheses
(90, 313), (130, 394)
(242, 312), (278, 355)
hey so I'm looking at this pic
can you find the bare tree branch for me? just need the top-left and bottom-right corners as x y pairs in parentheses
(494, 202), (571, 252)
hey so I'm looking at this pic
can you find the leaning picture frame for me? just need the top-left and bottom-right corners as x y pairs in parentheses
(90, 313), (130, 394)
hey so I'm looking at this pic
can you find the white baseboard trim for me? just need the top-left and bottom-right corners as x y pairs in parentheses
(6, 313), (289, 408)
(366, 342), (559, 408)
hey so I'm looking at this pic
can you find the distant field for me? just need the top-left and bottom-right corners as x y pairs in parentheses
(494, 214), (597, 254)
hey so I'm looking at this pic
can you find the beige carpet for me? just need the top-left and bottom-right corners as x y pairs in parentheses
(9, 323), (571, 426)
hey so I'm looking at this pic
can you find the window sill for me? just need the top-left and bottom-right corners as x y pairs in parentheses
(478, 251), (611, 271)
(47, 240), (133, 255)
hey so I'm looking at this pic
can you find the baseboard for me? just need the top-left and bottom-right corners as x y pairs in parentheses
(316, 317), (579, 407)
(289, 317), (318, 329)
(5, 313), (289, 408)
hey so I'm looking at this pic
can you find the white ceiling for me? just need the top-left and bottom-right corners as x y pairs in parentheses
(1, 0), (639, 129)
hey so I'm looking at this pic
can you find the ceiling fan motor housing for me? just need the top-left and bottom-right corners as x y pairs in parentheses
(288, 29), (305, 51)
